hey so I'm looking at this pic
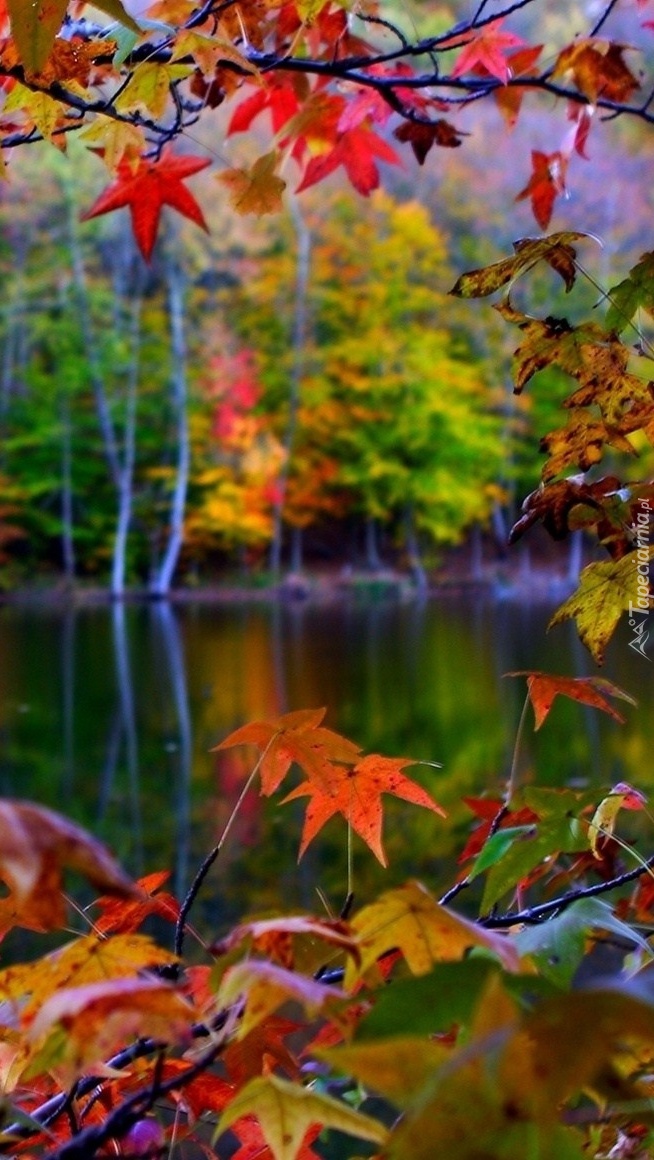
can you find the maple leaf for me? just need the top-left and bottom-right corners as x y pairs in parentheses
(540, 410), (635, 480)
(218, 152), (287, 215)
(0, 800), (137, 934)
(516, 149), (568, 229)
(509, 475), (624, 543)
(25, 978), (193, 1084)
(450, 19), (526, 84)
(553, 40), (640, 103)
(2, 81), (66, 144)
(229, 1117), (322, 1160)
(458, 798), (538, 865)
(450, 231), (590, 298)
(115, 62), (193, 120)
(79, 119), (146, 171)
(605, 251), (654, 333)
(222, 1016), (302, 1085)
(506, 671), (636, 730)
(548, 550), (654, 663)
(393, 118), (465, 164)
(282, 754), (445, 866)
(493, 44), (544, 126)
(228, 78), (305, 136)
(213, 914), (358, 968)
(215, 1074), (389, 1160)
(6, 0), (138, 75)
(212, 708), (361, 796)
(588, 782), (647, 859)
(344, 881), (520, 989)
(93, 869), (180, 934)
(81, 148), (211, 261)
(296, 125), (400, 197)
(217, 959), (344, 1040)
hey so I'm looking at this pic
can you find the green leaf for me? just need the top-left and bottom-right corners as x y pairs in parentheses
(357, 960), (500, 1039)
(515, 898), (652, 988)
(468, 826), (535, 880)
(481, 793), (590, 913)
(605, 251), (654, 333)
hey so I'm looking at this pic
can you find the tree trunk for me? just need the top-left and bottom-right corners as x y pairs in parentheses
(289, 526), (304, 573)
(111, 291), (143, 598)
(405, 507), (427, 592)
(150, 256), (190, 598)
(269, 198), (311, 577)
(364, 516), (383, 571)
(60, 392), (76, 582)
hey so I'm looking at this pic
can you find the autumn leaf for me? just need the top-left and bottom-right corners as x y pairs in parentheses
(212, 708), (361, 796)
(296, 125), (400, 197)
(509, 475), (624, 543)
(506, 671), (636, 730)
(218, 959), (344, 1040)
(213, 913), (359, 969)
(588, 781), (647, 858)
(229, 1117), (322, 1160)
(515, 149), (568, 229)
(450, 19), (526, 84)
(218, 152), (287, 215)
(548, 550), (654, 663)
(25, 978), (193, 1084)
(450, 231), (590, 298)
(81, 148), (211, 261)
(93, 870), (180, 934)
(115, 62), (193, 120)
(344, 881), (520, 990)
(552, 40), (640, 103)
(316, 1037), (451, 1108)
(222, 1016), (302, 1085)
(0, 800), (137, 934)
(79, 118), (145, 170)
(282, 754), (445, 866)
(7, 0), (138, 75)
(493, 44), (544, 126)
(0, 932), (178, 1023)
(215, 1073), (389, 1160)
(393, 119), (465, 163)
(2, 82), (66, 143)
(540, 410), (635, 480)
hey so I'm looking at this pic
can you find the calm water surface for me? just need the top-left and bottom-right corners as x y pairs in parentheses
(0, 594), (652, 934)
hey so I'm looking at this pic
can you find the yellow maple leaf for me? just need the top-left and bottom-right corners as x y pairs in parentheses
(215, 1074), (388, 1160)
(115, 62), (193, 119)
(218, 152), (286, 215)
(2, 83), (66, 144)
(344, 881), (520, 990)
(79, 118), (145, 170)
(548, 549), (654, 664)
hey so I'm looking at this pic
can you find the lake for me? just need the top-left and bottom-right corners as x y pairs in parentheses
(0, 591), (652, 939)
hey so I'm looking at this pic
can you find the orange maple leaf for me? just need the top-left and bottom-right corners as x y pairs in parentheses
(282, 754), (446, 866)
(507, 671), (636, 730)
(81, 147), (210, 260)
(213, 708), (361, 796)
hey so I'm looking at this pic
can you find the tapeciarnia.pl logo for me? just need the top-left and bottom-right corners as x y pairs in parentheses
(628, 498), (651, 660)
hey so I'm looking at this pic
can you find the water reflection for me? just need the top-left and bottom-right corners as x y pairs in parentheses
(0, 595), (652, 927)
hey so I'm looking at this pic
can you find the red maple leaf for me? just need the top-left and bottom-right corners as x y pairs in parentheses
(282, 754), (445, 866)
(296, 124), (400, 196)
(450, 19), (526, 84)
(228, 77), (304, 136)
(507, 671), (635, 730)
(81, 148), (211, 260)
(515, 149), (568, 228)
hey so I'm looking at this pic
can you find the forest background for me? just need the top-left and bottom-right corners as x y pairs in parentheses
(3, 0), (651, 598)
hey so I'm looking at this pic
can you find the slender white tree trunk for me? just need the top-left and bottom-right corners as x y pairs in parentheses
(150, 256), (189, 597)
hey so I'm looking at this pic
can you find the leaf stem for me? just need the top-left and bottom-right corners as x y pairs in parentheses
(174, 737), (273, 957)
